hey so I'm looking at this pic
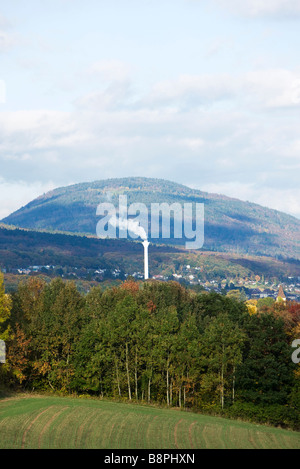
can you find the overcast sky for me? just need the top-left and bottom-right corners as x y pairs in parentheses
(0, 0), (300, 219)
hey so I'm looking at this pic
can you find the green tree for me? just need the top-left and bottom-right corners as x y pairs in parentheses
(173, 313), (202, 408)
(154, 306), (179, 406)
(105, 295), (139, 399)
(236, 313), (294, 405)
(72, 319), (112, 395)
(257, 297), (275, 312)
(201, 313), (245, 408)
(192, 291), (247, 332)
(28, 279), (86, 392)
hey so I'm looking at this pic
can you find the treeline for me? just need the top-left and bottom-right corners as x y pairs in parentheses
(1, 275), (300, 429)
(0, 225), (147, 270)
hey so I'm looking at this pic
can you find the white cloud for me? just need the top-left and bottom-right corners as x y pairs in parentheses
(87, 59), (133, 83)
(0, 2), (299, 224)
(200, 181), (300, 219)
(0, 15), (10, 29)
(143, 73), (235, 109)
(0, 80), (5, 103)
(214, 0), (300, 17)
(0, 13), (17, 52)
(0, 30), (15, 52)
(0, 179), (56, 219)
(0, 110), (95, 153)
(244, 69), (300, 108)
(75, 60), (135, 111)
(0, 68), (300, 219)
(141, 69), (300, 110)
(205, 37), (234, 59)
(74, 82), (132, 111)
(178, 138), (205, 151)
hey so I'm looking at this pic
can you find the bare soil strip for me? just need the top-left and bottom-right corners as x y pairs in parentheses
(188, 421), (197, 449)
(174, 419), (183, 449)
(21, 406), (54, 449)
(38, 407), (69, 449)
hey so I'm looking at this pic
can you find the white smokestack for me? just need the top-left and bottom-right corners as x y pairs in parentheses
(142, 240), (150, 280)
(108, 214), (149, 278)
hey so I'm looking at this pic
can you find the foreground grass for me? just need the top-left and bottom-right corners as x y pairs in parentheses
(0, 394), (299, 449)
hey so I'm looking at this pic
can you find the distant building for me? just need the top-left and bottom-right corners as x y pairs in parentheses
(276, 285), (286, 302)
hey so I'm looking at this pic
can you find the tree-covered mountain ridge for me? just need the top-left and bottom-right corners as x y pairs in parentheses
(2, 177), (300, 259)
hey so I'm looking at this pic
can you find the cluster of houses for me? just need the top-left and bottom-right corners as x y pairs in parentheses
(2, 265), (123, 280)
(1, 263), (300, 302)
(132, 269), (300, 302)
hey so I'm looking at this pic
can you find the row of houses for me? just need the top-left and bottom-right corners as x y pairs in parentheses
(1, 265), (299, 302)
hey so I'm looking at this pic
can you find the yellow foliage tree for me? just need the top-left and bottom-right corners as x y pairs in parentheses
(0, 272), (11, 343)
(245, 299), (257, 315)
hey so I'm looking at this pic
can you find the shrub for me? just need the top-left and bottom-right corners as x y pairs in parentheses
(224, 402), (300, 430)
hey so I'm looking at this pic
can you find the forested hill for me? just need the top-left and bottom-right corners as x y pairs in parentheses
(2, 177), (300, 259)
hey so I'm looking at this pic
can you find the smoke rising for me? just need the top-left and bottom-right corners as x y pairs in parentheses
(109, 216), (147, 240)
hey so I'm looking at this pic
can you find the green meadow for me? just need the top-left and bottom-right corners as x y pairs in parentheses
(0, 395), (299, 449)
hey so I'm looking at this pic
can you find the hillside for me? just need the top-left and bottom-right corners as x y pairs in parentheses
(0, 396), (299, 449)
(0, 225), (299, 298)
(2, 177), (300, 259)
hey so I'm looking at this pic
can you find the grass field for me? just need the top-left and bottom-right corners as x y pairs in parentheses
(0, 394), (299, 449)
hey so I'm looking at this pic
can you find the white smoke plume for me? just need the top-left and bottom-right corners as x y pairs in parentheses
(109, 216), (147, 240)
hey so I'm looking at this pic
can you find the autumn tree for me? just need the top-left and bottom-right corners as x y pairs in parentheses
(6, 325), (31, 384)
(245, 299), (257, 315)
(0, 272), (12, 381)
(0, 272), (12, 343)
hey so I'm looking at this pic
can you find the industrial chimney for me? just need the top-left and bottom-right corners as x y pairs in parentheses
(142, 240), (150, 280)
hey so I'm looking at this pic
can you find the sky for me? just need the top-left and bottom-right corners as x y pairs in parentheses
(0, 0), (300, 219)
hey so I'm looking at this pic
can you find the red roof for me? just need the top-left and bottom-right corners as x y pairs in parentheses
(277, 285), (286, 299)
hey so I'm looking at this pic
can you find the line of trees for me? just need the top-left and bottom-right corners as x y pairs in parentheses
(1, 274), (299, 428)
